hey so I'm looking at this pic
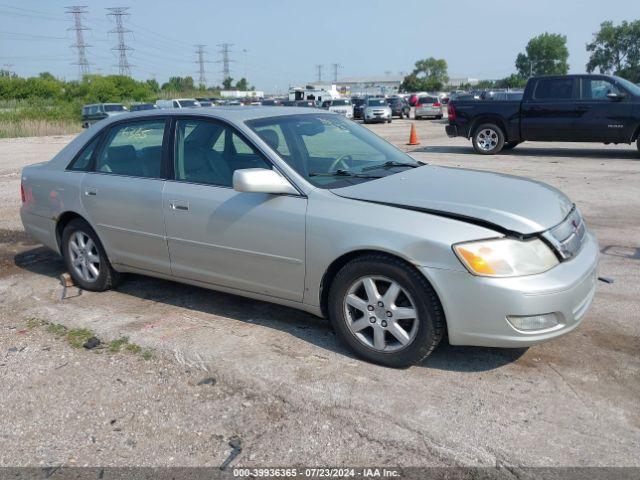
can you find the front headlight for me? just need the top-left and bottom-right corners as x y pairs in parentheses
(453, 238), (558, 277)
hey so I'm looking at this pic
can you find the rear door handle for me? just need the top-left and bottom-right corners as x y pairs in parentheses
(169, 201), (189, 211)
(84, 187), (97, 196)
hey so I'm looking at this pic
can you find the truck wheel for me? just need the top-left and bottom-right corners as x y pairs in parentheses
(328, 254), (445, 368)
(472, 123), (505, 155)
(503, 141), (520, 150)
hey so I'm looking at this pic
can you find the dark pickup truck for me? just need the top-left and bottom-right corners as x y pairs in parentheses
(446, 74), (640, 154)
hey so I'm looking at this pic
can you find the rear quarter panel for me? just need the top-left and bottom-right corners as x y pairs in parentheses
(451, 101), (522, 141)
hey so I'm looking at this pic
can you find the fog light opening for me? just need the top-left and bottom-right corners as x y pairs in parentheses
(506, 313), (560, 332)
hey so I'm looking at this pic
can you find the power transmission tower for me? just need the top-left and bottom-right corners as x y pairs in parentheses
(216, 43), (234, 86)
(331, 63), (341, 83)
(106, 7), (133, 76)
(66, 6), (91, 78)
(316, 64), (323, 83)
(195, 44), (208, 87)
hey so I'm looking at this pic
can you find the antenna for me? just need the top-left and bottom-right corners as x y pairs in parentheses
(66, 6), (91, 78)
(106, 7), (133, 76)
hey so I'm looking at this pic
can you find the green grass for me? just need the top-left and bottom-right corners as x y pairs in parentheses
(66, 328), (94, 348)
(108, 337), (129, 352)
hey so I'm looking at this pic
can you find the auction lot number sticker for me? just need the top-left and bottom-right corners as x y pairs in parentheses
(233, 468), (400, 478)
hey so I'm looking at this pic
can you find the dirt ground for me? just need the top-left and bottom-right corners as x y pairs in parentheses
(0, 117), (639, 472)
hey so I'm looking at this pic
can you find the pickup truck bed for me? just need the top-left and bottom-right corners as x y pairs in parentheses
(446, 74), (640, 155)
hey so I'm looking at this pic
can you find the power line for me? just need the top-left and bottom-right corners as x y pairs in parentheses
(66, 6), (91, 78)
(315, 64), (323, 83)
(106, 7), (132, 76)
(217, 43), (234, 85)
(195, 44), (208, 87)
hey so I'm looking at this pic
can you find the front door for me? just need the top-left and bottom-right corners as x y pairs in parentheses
(163, 118), (306, 301)
(521, 76), (579, 141)
(81, 118), (171, 275)
(573, 77), (634, 142)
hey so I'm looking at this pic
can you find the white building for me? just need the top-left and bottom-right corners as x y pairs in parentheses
(220, 90), (264, 99)
(335, 75), (404, 96)
(448, 77), (480, 88)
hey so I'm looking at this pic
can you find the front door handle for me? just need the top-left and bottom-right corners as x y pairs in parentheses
(169, 201), (189, 211)
(84, 187), (97, 196)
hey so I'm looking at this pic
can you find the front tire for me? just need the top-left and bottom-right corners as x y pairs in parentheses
(62, 218), (120, 291)
(472, 123), (505, 155)
(328, 254), (445, 368)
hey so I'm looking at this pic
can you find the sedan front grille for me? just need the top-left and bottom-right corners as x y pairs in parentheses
(542, 208), (586, 260)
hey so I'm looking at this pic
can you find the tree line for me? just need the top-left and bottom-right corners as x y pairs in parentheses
(400, 19), (640, 92)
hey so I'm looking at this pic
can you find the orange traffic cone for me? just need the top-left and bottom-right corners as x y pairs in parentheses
(407, 123), (420, 145)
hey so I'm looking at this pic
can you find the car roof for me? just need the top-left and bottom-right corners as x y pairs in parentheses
(102, 106), (332, 123)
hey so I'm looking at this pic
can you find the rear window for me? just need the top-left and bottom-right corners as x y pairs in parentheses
(533, 78), (575, 100)
(178, 100), (198, 107)
(104, 104), (125, 112)
(367, 99), (386, 106)
(331, 99), (350, 106)
(419, 97), (437, 104)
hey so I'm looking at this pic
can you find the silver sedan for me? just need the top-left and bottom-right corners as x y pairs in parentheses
(20, 107), (598, 367)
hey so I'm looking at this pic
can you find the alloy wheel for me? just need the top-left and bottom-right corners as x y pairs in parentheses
(343, 275), (419, 352)
(68, 231), (101, 283)
(477, 128), (499, 151)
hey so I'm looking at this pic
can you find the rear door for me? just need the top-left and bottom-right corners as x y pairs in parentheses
(81, 117), (171, 275)
(573, 76), (634, 142)
(521, 77), (579, 141)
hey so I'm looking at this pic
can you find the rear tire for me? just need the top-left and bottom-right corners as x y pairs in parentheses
(62, 218), (120, 292)
(472, 123), (505, 155)
(328, 254), (445, 368)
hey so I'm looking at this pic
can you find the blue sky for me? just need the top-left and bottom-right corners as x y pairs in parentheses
(0, 0), (636, 92)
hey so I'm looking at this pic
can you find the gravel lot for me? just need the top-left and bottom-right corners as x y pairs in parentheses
(0, 117), (639, 471)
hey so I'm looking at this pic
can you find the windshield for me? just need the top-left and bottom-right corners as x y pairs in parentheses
(366, 99), (386, 106)
(615, 76), (640, 96)
(246, 113), (421, 189)
(104, 104), (125, 112)
(331, 99), (350, 106)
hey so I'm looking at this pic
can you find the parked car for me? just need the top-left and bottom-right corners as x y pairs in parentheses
(446, 74), (640, 155)
(195, 97), (213, 107)
(294, 100), (316, 107)
(81, 103), (127, 128)
(129, 103), (157, 112)
(387, 97), (411, 119)
(20, 108), (599, 367)
(321, 99), (354, 118)
(156, 98), (201, 109)
(363, 98), (392, 124)
(414, 96), (443, 120)
(352, 98), (366, 119)
(261, 99), (284, 106)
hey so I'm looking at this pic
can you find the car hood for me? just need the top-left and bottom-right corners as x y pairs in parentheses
(330, 165), (573, 235)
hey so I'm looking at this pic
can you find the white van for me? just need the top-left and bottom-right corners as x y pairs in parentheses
(155, 98), (201, 109)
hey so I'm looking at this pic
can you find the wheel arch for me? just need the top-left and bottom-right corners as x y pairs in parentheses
(318, 249), (446, 335)
(469, 116), (508, 139)
(55, 211), (92, 254)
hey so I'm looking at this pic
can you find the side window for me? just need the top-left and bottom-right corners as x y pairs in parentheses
(95, 120), (165, 178)
(68, 134), (101, 171)
(534, 78), (575, 100)
(582, 79), (622, 100)
(173, 101), (179, 108)
(174, 119), (270, 187)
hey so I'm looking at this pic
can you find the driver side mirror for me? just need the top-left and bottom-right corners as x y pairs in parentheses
(607, 92), (626, 101)
(233, 168), (298, 195)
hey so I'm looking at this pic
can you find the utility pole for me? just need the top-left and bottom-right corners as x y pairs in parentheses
(195, 44), (207, 88)
(107, 7), (132, 77)
(217, 43), (234, 86)
(331, 63), (341, 83)
(66, 6), (91, 78)
(316, 64), (323, 83)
